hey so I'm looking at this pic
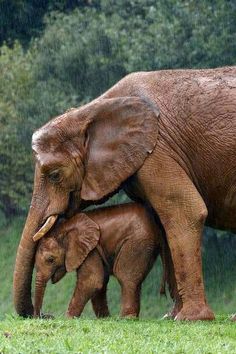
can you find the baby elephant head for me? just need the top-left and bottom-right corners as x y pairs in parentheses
(33, 213), (100, 317)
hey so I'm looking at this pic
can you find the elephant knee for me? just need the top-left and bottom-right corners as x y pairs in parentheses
(193, 205), (208, 228)
(198, 207), (208, 224)
(160, 200), (207, 232)
(87, 273), (104, 292)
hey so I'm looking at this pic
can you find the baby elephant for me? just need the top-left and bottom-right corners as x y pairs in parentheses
(33, 203), (163, 318)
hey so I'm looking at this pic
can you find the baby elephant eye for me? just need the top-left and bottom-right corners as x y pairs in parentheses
(46, 256), (54, 264)
(48, 170), (61, 183)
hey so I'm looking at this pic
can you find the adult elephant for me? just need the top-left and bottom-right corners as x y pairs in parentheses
(13, 67), (236, 320)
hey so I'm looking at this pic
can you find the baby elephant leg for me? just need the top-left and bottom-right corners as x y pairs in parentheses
(67, 250), (104, 318)
(120, 282), (141, 318)
(114, 239), (157, 318)
(91, 274), (110, 318)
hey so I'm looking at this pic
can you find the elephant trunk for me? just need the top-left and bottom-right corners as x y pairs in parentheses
(13, 207), (39, 317)
(34, 274), (47, 317)
(13, 203), (57, 317)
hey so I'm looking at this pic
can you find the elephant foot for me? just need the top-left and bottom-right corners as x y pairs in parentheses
(230, 314), (236, 321)
(121, 309), (139, 319)
(175, 302), (215, 321)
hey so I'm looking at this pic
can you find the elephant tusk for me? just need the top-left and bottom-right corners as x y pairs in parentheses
(33, 215), (58, 242)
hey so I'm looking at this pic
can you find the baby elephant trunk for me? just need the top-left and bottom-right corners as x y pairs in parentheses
(34, 274), (47, 317)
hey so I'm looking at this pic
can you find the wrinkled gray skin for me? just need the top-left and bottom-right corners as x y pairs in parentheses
(14, 67), (236, 321)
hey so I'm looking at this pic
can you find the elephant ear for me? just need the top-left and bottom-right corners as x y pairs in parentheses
(64, 213), (100, 272)
(81, 96), (159, 201)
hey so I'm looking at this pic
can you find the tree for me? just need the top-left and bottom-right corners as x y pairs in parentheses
(0, 1), (235, 216)
(0, 0), (99, 46)
(0, 43), (35, 215)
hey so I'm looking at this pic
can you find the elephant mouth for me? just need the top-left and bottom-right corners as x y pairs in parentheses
(51, 266), (66, 284)
(32, 193), (78, 243)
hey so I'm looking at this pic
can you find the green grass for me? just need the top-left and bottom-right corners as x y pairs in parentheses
(0, 216), (235, 353)
(0, 316), (235, 353)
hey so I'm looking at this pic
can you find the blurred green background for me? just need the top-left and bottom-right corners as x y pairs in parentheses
(0, 0), (235, 318)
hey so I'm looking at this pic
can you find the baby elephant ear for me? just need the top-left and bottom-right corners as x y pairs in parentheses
(65, 213), (100, 272)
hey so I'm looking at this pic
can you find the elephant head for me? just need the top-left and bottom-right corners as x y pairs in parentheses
(33, 213), (100, 317)
(13, 95), (159, 316)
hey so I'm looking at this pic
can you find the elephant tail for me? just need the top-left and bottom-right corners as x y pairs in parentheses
(159, 245), (167, 297)
(159, 273), (166, 296)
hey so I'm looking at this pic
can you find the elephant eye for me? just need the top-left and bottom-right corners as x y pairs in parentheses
(48, 170), (61, 183)
(46, 256), (54, 264)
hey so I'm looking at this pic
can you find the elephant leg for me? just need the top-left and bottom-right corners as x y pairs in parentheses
(67, 284), (93, 318)
(114, 239), (156, 318)
(67, 250), (104, 318)
(91, 275), (110, 318)
(138, 152), (215, 321)
(119, 283), (141, 318)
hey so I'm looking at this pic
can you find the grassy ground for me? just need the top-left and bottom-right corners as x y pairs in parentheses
(0, 316), (235, 353)
(0, 216), (235, 353)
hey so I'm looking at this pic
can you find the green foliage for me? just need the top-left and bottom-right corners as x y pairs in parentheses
(0, 43), (35, 215)
(0, 1), (235, 216)
(33, 9), (126, 107)
(0, 0), (96, 46)
(104, 0), (236, 70)
(0, 0), (47, 45)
